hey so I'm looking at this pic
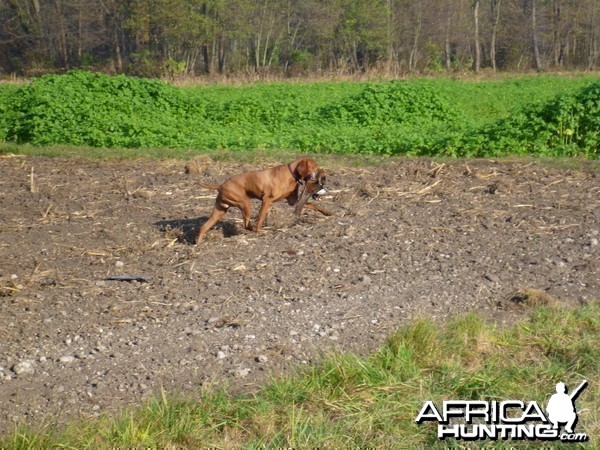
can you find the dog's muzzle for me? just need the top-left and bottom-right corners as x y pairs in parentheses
(294, 174), (327, 216)
(311, 187), (327, 200)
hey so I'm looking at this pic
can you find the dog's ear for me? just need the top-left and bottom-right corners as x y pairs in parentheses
(296, 158), (317, 180)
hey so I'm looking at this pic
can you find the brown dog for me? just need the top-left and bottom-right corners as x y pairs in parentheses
(196, 158), (332, 244)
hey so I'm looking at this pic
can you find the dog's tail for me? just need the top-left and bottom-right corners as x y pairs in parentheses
(199, 182), (220, 191)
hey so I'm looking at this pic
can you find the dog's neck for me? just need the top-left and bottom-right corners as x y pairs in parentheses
(287, 163), (301, 183)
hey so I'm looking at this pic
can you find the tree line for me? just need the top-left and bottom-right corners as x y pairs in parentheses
(1, 0), (598, 78)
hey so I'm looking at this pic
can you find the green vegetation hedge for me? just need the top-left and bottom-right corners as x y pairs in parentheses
(449, 80), (600, 157)
(0, 71), (598, 157)
(2, 71), (203, 148)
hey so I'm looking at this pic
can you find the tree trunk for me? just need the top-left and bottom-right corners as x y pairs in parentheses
(531, 0), (543, 71)
(386, 0), (395, 74)
(473, 0), (481, 72)
(113, 28), (122, 71)
(490, 0), (502, 71)
(409, 5), (422, 72)
(218, 34), (225, 73)
(552, 0), (563, 66)
(54, 0), (69, 67)
(589, 0), (598, 70)
(77, 3), (83, 62)
(445, 0), (452, 70)
(202, 44), (210, 74)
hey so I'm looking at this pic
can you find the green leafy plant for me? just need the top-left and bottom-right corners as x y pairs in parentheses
(318, 80), (460, 126)
(4, 71), (203, 148)
(448, 80), (600, 158)
(1, 72), (598, 157)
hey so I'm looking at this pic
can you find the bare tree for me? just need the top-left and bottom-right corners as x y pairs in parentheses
(473, 0), (481, 72)
(490, 0), (502, 71)
(409, 1), (423, 72)
(589, 0), (598, 69)
(531, 0), (543, 71)
(1, 0), (599, 76)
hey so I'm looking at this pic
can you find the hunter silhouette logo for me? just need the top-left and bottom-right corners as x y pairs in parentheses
(415, 379), (589, 442)
(546, 380), (587, 434)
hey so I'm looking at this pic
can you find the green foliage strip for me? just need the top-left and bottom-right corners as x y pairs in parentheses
(0, 71), (598, 158)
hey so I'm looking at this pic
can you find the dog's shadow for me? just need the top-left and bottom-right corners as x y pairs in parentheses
(154, 217), (238, 244)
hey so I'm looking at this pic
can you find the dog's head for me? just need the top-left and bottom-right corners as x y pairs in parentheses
(294, 169), (328, 216)
(294, 158), (319, 182)
(306, 169), (328, 200)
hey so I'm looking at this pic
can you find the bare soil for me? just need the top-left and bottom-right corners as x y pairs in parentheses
(0, 155), (598, 433)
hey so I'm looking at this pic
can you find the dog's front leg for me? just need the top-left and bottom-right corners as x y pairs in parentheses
(252, 197), (274, 232)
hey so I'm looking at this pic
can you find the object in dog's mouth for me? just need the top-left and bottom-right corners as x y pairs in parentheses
(293, 169), (328, 216)
(294, 185), (312, 215)
(312, 188), (327, 200)
(294, 184), (326, 216)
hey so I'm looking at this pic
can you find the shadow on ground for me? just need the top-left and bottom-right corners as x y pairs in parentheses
(154, 217), (239, 244)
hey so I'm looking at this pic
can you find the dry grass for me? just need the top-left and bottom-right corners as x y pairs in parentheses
(507, 288), (558, 308)
(184, 155), (214, 175)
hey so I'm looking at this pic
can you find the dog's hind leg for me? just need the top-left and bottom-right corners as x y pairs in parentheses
(196, 202), (228, 244)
